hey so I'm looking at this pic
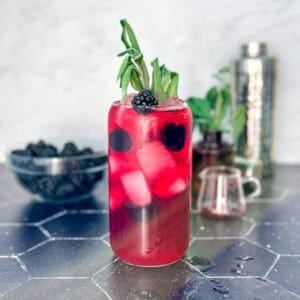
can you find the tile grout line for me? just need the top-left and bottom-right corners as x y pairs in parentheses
(241, 216), (256, 224)
(188, 237), (195, 247)
(242, 222), (256, 238)
(247, 188), (289, 203)
(66, 209), (109, 214)
(206, 275), (259, 279)
(37, 225), (52, 239)
(267, 278), (300, 299)
(255, 222), (300, 226)
(92, 258), (119, 277)
(264, 254), (280, 277)
(100, 232), (109, 240)
(91, 278), (113, 300)
(0, 277), (31, 298)
(249, 199), (282, 203)
(99, 232), (111, 248)
(278, 189), (290, 201)
(100, 238), (111, 248)
(15, 256), (29, 273)
(0, 223), (36, 227)
(181, 259), (206, 277)
(31, 276), (90, 279)
(35, 210), (68, 226)
(18, 239), (52, 257)
(244, 237), (279, 255)
(52, 237), (103, 241)
(192, 236), (244, 240)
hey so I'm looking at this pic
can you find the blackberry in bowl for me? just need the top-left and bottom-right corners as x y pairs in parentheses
(7, 140), (107, 204)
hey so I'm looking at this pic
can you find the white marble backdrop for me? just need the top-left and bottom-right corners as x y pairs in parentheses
(0, 0), (299, 163)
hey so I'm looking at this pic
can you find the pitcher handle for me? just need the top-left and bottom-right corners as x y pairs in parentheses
(242, 176), (261, 200)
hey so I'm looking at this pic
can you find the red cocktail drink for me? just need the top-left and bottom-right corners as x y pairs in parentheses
(108, 98), (192, 266)
(110, 19), (191, 266)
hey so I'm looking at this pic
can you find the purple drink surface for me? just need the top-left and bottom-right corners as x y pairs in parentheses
(108, 98), (192, 266)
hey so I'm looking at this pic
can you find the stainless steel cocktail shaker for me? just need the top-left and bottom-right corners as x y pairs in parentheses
(232, 42), (276, 177)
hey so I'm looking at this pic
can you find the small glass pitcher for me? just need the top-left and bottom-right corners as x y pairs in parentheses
(197, 166), (261, 218)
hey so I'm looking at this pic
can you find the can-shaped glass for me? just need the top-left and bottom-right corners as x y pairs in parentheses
(108, 97), (192, 267)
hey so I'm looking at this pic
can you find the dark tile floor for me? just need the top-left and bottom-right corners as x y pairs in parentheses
(0, 165), (299, 299)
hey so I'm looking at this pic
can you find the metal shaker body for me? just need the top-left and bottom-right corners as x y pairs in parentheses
(232, 42), (276, 177)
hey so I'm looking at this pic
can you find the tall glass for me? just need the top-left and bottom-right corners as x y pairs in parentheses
(108, 97), (192, 267)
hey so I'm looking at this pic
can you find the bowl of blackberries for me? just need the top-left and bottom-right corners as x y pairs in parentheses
(7, 140), (107, 204)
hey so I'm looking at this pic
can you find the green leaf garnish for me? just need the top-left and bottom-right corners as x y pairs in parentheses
(130, 69), (143, 91)
(168, 72), (179, 98)
(117, 56), (130, 81)
(117, 19), (179, 103)
(151, 58), (161, 100)
(160, 66), (171, 92)
(121, 64), (135, 98)
(120, 19), (141, 51)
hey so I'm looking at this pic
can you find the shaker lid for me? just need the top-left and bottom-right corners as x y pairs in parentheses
(241, 42), (267, 57)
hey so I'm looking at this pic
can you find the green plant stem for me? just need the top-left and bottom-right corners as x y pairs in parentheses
(117, 19), (179, 102)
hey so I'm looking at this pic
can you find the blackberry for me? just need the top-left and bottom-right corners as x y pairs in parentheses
(26, 143), (40, 157)
(160, 122), (186, 151)
(36, 140), (46, 148)
(16, 174), (39, 193)
(11, 149), (29, 156)
(127, 198), (159, 222)
(65, 159), (82, 172)
(132, 90), (158, 114)
(25, 141), (58, 157)
(61, 142), (79, 157)
(37, 176), (57, 197)
(80, 147), (94, 156)
(55, 182), (76, 198)
(109, 128), (132, 152)
(70, 174), (85, 188)
(93, 170), (104, 181)
(40, 145), (58, 157)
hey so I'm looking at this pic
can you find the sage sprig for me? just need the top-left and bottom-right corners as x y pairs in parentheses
(151, 58), (178, 102)
(117, 20), (149, 99)
(117, 19), (179, 103)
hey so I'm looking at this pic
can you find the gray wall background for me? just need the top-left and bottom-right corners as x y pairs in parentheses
(0, 0), (299, 163)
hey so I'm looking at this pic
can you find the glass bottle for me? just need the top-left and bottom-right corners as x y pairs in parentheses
(192, 131), (233, 199)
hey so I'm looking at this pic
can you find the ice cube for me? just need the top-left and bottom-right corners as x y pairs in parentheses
(136, 141), (176, 182)
(121, 170), (152, 206)
(160, 97), (182, 111)
(123, 93), (136, 106)
(153, 173), (186, 200)
(109, 152), (138, 178)
(109, 153), (123, 177)
(136, 141), (187, 199)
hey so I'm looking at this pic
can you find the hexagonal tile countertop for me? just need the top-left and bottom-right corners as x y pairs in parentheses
(0, 165), (299, 300)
